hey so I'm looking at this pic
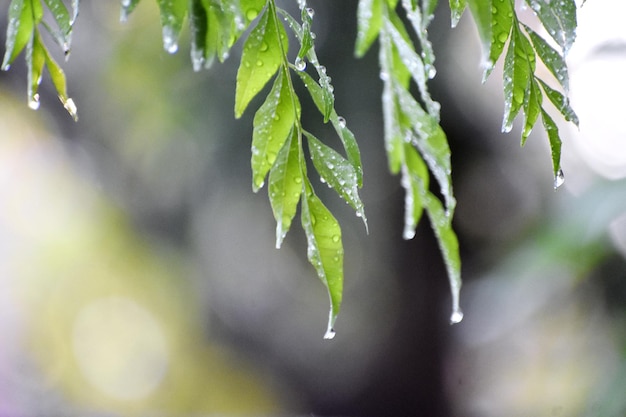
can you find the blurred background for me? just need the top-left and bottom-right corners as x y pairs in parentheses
(1, 0), (626, 416)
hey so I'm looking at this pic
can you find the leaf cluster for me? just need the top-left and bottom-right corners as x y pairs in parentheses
(2, 0), (582, 335)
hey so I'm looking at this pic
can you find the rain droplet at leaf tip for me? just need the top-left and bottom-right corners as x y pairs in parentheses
(450, 308), (464, 324)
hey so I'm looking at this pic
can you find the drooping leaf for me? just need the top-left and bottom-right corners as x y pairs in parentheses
(42, 0), (72, 52)
(401, 0), (435, 77)
(423, 190), (462, 323)
(385, 15), (440, 118)
(355, 0), (383, 58)
(235, 8), (288, 118)
(449, 0), (466, 28)
(42, 33), (78, 120)
(26, 30), (46, 110)
(537, 78), (579, 127)
(393, 81), (455, 215)
(305, 132), (367, 229)
(541, 108), (562, 179)
(381, 82), (404, 174)
(526, 0), (577, 55)
(525, 24), (569, 93)
(269, 128), (303, 248)
(120, 0), (142, 22)
(295, 69), (363, 186)
(502, 27), (534, 133)
(189, 0), (208, 71)
(401, 143), (427, 239)
(251, 68), (298, 191)
(2, 0), (34, 70)
(472, 0), (514, 81)
(301, 179), (344, 339)
(521, 78), (542, 145)
(157, 0), (187, 53)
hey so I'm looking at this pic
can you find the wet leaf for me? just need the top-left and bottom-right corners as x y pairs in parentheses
(305, 132), (367, 230)
(26, 30), (46, 109)
(541, 108), (562, 178)
(301, 179), (344, 339)
(42, 0), (72, 50)
(355, 0), (383, 58)
(449, 0), (466, 28)
(526, 0), (577, 55)
(43, 34), (78, 120)
(521, 78), (542, 145)
(2, 0), (34, 70)
(269, 128), (302, 248)
(157, 0), (187, 53)
(502, 28), (534, 133)
(537, 78), (579, 127)
(235, 8), (287, 118)
(471, 0), (514, 81)
(189, 0), (208, 71)
(401, 143), (427, 239)
(295, 70), (363, 186)
(251, 69), (298, 191)
(525, 25), (569, 92)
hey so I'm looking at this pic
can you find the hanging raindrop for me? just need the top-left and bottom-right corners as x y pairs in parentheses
(553, 168), (565, 190)
(450, 308), (464, 324)
(337, 116), (346, 128)
(295, 57), (306, 71)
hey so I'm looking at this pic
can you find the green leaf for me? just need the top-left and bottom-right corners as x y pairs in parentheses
(401, 143), (427, 239)
(269, 128), (303, 248)
(502, 28), (534, 133)
(525, 25), (569, 93)
(449, 0), (467, 28)
(401, 0), (435, 76)
(305, 132), (367, 230)
(301, 179), (344, 339)
(295, 69), (363, 186)
(120, 0), (141, 22)
(526, 0), (577, 55)
(541, 108), (562, 179)
(355, 0), (383, 58)
(189, 0), (208, 71)
(26, 30), (46, 110)
(385, 15), (440, 118)
(381, 82), (404, 174)
(393, 81), (455, 214)
(537, 78), (579, 127)
(251, 68), (298, 191)
(42, 33), (78, 121)
(235, 8), (287, 118)
(157, 0), (187, 53)
(2, 0), (34, 70)
(472, 0), (514, 81)
(42, 0), (72, 52)
(521, 78), (542, 145)
(423, 190), (462, 323)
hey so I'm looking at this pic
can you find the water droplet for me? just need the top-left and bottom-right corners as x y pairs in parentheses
(427, 66), (437, 79)
(332, 235), (340, 243)
(246, 8), (258, 20)
(259, 42), (268, 52)
(28, 93), (40, 110)
(256, 60), (264, 67)
(306, 7), (315, 18)
(553, 169), (565, 189)
(323, 327), (336, 340)
(513, 88), (524, 104)
(450, 308), (464, 324)
(162, 26), (179, 54)
(498, 32), (508, 43)
(64, 98), (78, 121)
(294, 177), (302, 184)
(337, 116), (346, 128)
(295, 57), (306, 71)
(379, 71), (389, 81)
(254, 174), (265, 189)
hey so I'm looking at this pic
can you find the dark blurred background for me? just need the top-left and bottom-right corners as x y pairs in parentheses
(1, 1), (626, 416)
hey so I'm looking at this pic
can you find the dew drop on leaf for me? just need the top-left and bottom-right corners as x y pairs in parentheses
(246, 8), (258, 20)
(553, 168), (565, 189)
(295, 57), (306, 71)
(162, 26), (179, 54)
(64, 98), (78, 121)
(306, 7), (315, 18)
(337, 116), (346, 128)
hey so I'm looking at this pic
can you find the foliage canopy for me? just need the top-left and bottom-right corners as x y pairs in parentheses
(2, 0), (579, 337)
